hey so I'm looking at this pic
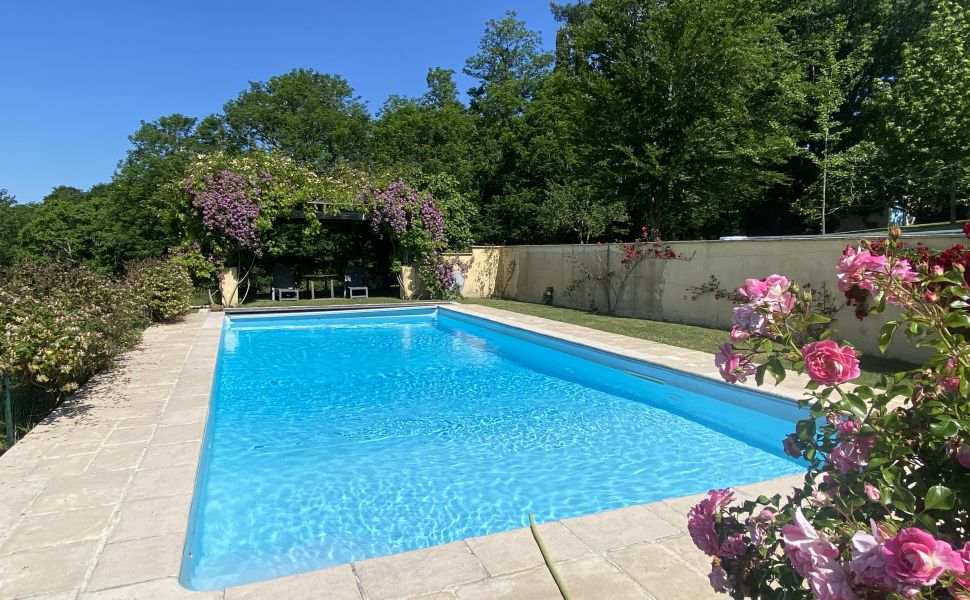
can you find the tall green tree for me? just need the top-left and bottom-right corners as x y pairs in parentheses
(874, 0), (970, 222)
(17, 186), (108, 265)
(464, 11), (554, 243)
(102, 113), (235, 269)
(0, 189), (36, 267)
(223, 69), (371, 172)
(781, 0), (935, 230)
(370, 68), (476, 188)
(553, 0), (802, 239)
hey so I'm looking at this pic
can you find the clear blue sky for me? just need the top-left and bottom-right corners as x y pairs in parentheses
(1, 1), (558, 204)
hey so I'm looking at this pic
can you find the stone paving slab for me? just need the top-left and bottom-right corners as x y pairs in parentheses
(0, 305), (810, 600)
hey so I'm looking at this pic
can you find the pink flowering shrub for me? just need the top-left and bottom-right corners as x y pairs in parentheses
(689, 227), (970, 599)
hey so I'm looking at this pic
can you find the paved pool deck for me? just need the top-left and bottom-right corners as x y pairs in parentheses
(0, 304), (808, 600)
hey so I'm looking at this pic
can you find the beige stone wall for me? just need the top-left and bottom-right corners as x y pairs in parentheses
(449, 234), (966, 363)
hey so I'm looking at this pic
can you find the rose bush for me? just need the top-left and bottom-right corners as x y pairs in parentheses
(690, 227), (969, 599)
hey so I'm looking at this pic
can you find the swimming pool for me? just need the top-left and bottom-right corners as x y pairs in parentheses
(180, 306), (805, 590)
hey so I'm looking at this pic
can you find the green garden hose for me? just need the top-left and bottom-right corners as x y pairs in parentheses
(528, 513), (572, 600)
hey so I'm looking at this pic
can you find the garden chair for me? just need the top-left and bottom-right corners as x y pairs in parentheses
(343, 266), (369, 298)
(271, 266), (300, 301)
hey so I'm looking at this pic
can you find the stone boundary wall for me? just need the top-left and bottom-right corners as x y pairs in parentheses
(448, 233), (966, 363)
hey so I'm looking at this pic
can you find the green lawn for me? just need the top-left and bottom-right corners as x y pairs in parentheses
(462, 298), (914, 387)
(242, 296), (409, 308)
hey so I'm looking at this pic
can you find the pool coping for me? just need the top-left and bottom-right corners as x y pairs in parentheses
(0, 304), (810, 600)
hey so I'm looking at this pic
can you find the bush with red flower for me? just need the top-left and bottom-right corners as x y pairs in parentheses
(691, 227), (969, 599)
(565, 227), (679, 315)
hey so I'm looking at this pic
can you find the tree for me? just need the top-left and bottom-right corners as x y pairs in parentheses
(223, 69), (371, 172)
(541, 179), (626, 243)
(464, 11), (553, 119)
(107, 114), (212, 266)
(17, 186), (108, 265)
(554, 0), (802, 239)
(0, 189), (36, 267)
(370, 68), (476, 188)
(874, 0), (970, 223)
(464, 11), (554, 243)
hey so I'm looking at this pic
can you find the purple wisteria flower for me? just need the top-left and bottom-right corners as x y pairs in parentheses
(369, 179), (445, 243)
(185, 170), (262, 254)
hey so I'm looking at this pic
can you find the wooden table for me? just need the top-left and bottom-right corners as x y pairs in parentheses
(305, 274), (337, 299)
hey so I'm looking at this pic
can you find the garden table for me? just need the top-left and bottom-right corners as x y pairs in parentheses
(305, 274), (337, 299)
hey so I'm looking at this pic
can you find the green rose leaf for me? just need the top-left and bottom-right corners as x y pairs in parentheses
(945, 312), (970, 329)
(924, 485), (955, 511)
(878, 321), (898, 353)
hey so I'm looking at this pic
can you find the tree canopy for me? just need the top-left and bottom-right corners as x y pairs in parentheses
(7, 0), (968, 279)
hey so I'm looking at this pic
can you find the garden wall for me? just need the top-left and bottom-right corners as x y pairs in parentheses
(454, 233), (967, 363)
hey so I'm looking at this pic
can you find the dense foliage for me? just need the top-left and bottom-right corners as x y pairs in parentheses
(363, 178), (473, 298)
(0, 261), (145, 394)
(695, 227), (970, 599)
(7, 1), (968, 270)
(125, 256), (194, 322)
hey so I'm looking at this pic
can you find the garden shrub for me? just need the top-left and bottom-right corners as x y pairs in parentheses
(125, 256), (193, 322)
(691, 227), (970, 599)
(0, 260), (143, 395)
(419, 254), (474, 300)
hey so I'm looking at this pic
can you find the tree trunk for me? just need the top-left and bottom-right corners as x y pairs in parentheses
(950, 176), (957, 224)
(821, 130), (828, 235)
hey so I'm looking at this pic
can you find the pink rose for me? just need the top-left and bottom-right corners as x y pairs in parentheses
(719, 533), (747, 559)
(837, 420), (860, 437)
(709, 566), (730, 593)
(837, 247), (886, 293)
(715, 343), (756, 384)
(737, 275), (795, 314)
(882, 528), (964, 586)
(958, 445), (970, 470)
(956, 541), (970, 589)
(782, 509), (840, 578)
(762, 274), (796, 313)
(738, 278), (769, 299)
(802, 340), (861, 386)
(888, 258), (919, 284)
(782, 509), (855, 600)
(732, 303), (768, 335)
(729, 325), (750, 341)
(687, 489), (735, 556)
(829, 436), (875, 474)
(687, 509), (718, 555)
(746, 509), (776, 547)
(864, 483), (881, 502)
(847, 527), (895, 589)
(706, 488), (735, 512)
(806, 563), (857, 600)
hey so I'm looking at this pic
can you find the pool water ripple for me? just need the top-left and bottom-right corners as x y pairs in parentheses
(181, 308), (804, 590)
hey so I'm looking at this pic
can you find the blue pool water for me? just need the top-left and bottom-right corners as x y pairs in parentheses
(181, 306), (804, 590)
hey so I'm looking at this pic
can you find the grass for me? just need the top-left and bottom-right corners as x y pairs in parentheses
(462, 298), (915, 388)
(841, 219), (967, 235)
(242, 296), (409, 308)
